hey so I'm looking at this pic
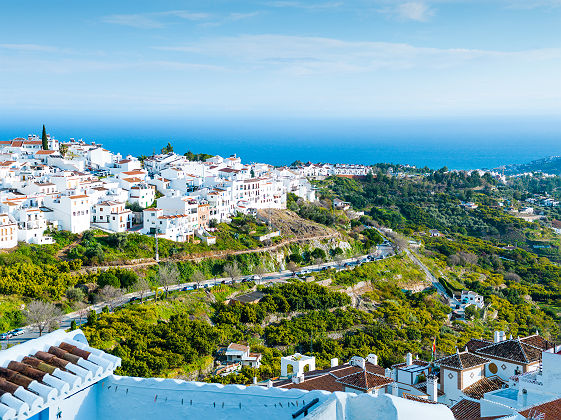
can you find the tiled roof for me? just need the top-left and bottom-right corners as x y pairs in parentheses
(520, 335), (554, 351)
(415, 381), (445, 396)
(474, 339), (543, 364)
(403, 394), (439, 404)
(227, 343), (249, 352)
(277, 362), (388, 393)
(335, 370), (393, 391)
(436, 352), (489, 370)
(282, 373), (342, 392)
(462, 376), (506, 399)
(519, 398), (561, 420)
(465, 339), (493, 353)
(451, 399), (481, 420)
(0, 330), (120, 418)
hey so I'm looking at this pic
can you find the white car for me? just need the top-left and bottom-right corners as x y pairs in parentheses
(10, 328), (24, 336)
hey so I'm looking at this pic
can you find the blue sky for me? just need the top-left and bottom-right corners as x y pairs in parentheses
(0, 0), (560, 121)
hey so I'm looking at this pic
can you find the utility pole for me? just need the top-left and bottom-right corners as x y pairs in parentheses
(155, 230), (159, 262)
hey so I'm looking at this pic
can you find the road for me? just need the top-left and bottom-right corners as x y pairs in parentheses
(1, 244), (395, 349)
(405, 249), (455, 303)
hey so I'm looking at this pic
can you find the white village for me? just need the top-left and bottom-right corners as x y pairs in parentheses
(0, 133), (560, 420)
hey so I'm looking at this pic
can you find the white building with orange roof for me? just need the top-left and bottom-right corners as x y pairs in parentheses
(141, 208), (198, 241)
(111, 156), (141, 173)
(91, 201), (132, 232)
(34, 149), (60, 163)
(43, 194), (91, 233)
(129, 183), (155, 208)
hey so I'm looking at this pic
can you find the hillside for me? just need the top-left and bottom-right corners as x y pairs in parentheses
(500, 155), (561, 175)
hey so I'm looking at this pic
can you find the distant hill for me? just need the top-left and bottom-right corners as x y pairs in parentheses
(499, 156), (561, 175)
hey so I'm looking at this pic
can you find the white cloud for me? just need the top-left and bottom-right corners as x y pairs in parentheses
(102, 10), (211, 29)
(156, 34), (561, 75)
(0, 44), (60, 53)
(265, 1), (343, 9)
(396, 2), (434, 21)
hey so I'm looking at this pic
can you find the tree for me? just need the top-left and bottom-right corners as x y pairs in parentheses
(25, 300), (62, 336)
(41, 125), (49, 150)
(134, 277), (151, 302)
(66, 287), (85, 302)
(75, 302), (90, 325)
(287, 261), (298, 274)
(158, 263), (180, 299)
(191, 270), (206, 288)
(335, 254), (345, 267)
(161, 142), (173, 154)
(224, 261), (241, 281)
(59, 143), (68, 157)
(253, 264), (266, 284)
(70, 320), (77, 331)
(96, 285), (124, 311)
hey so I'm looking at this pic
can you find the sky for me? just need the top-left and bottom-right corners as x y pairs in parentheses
(0, 0), (560, 122)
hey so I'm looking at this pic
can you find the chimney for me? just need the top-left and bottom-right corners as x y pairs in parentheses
(267, 380), (273, 388)
(350, 356), (366, 369)
(427, 375), (438, 402)
(494, 331), (501, 343)
(330, 358), (339, 368)
(500, 331), (506, 342)
(253, 377), (257, 385)
(406, 353), (413, 366)
(292, 373), (304, 384)
(391, 381), (398, 396)
(367, 354), (378, 366)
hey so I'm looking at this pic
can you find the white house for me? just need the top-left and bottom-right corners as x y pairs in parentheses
(91, 201), (133, 232)
(44, 194), (91, 233)
(129, 184), (155, 208)
(225, 343), (262, 368)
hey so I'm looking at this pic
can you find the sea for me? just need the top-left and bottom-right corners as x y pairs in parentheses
(0, 116), (559, 170)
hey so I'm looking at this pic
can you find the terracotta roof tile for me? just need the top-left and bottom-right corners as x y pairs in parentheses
(520, 398), (561, 420)
(451, 399), (481, 420)
(335, 370), (393, 391)
(462, 376), (506, 399)
(475, 339), (543, 364)
(436, 352), (489, 370)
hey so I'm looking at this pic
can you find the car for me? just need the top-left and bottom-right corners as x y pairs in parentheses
(0, 332), (13, 340)
(252, 275), (261, 282)
(320, 266), (329, 271)
(129, 297), (141, 303)
(11, 328), (24, 336)
(181, 286), (194, 291)
(300, 269), (311, 275)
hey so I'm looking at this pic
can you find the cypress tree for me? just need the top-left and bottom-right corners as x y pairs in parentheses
(41, 124), (49, 150)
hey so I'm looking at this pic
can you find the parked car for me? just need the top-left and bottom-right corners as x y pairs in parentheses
(0, 332), (13, 340)
(252, 275), (261, 282)
(11, 328), (24, 336)
(181, 286), (193, 291)
(129, 297), (141, 303)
